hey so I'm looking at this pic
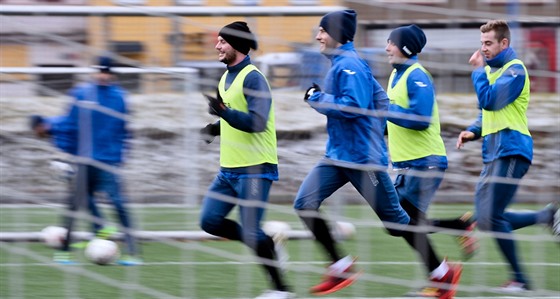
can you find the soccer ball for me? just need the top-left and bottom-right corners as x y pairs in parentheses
(84, 238), (120, 265)
(262, 221), (291, 243)
(41, 226), (67, 248)
(334, 221), (356, 240)
(48, 160), (75, 181)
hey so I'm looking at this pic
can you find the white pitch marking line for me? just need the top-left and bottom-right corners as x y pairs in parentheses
(3, 260), (559, 267)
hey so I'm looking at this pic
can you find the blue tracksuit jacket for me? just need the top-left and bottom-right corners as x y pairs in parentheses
(387, 57), (448, 169)
(467, 47), (533, 163)
(306, 42), (389, 167)
(46, 81), (129, 165)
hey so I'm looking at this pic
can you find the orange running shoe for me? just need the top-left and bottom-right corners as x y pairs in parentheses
(457, 212), (478, 260)
(432, 262), (463, 299)
(310, 258), (361, 296)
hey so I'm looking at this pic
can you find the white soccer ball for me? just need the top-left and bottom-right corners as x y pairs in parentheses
(262, 221), (291, 243)
(84, 239), (120, 265)
(41, 226), (67, 248)
(48, 160), (75, 181)
(334, 221), (356, 240)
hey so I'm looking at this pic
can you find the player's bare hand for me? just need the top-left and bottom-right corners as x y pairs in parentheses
(456, 131), (475, 149)
(469, 50), (484, 68)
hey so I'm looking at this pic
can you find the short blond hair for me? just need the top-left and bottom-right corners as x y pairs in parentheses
(480, 20), (511, 42)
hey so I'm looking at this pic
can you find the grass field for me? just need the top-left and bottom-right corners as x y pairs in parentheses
(1, 203), (559, 299)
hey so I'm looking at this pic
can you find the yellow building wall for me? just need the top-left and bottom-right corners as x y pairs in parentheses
(177, 16), (321, 60)
(0, 45), (30, 80)
(0, 45), (27, 67)
(87, 0), (342, 65)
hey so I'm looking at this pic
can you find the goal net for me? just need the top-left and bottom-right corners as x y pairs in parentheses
(1, 2), (559, 299)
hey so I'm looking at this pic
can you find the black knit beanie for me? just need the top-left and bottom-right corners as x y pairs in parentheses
(91, 56), (114, 73)
(387, 24), (426, 58)
(219, 21), (258, 55)
(319, 9), (357, 44)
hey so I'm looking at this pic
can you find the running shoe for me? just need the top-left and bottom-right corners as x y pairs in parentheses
(432, 262), (462, 299)
(457, 212), (478, 259)
(310, 257), (361, 296)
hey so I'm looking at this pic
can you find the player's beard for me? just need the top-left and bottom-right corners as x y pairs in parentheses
(220, 50), (237, 65)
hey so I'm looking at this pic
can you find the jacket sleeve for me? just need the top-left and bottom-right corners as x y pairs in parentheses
(472, 64), (526, 111)
(307, 66), (371, 119)
(466, 111), (482, 140)
(220, 70), (272, 133)
(387, 69), (433, 130)
(46, 107), (79, 155)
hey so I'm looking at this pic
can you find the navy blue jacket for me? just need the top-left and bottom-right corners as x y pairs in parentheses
(468, 47), (533, 163)
(387, 57), (448, 169)
(307, 42), (389, 167)
(215, 56), (278, 181)
(46, 81), (129, 165)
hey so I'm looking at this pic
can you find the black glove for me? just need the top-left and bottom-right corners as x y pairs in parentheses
(29, 115), (44, 130)
(29, 115), (50, 137)
(304, 83), (321, 101)
(204, 92), (226, 116)
(200, 122), (220, 144)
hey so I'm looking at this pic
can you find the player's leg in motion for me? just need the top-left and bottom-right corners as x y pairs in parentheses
(87, 190), (104, 235)
(294, 162), (359, 295)
(70, 165), (107, 250)
(475, 156), (532, 291)
(393, 168), (462, 298)
(56, 164), (89, 263)
(95, 166), (141, 265)
(476, 156), (558, 292)
(349, 168), (459, 298)
(200, 174), (291, 296)
(348, 167), (457, 297)
(428, 211), (478, 260)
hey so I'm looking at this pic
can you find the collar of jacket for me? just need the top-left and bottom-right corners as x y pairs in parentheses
(325, 41), (355, 60)
(486, 47), (516, 69)
(392, 56), (418, 72)
(226, 55), (252, 73)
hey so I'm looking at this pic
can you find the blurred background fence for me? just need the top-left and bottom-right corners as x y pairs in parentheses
(1, 0), (558, 96)
(1, 2), (559, 298)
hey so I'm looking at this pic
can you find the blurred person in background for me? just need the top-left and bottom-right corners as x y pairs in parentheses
(385, 24), (468, 298)
(198, 21), (293, 299)
(31, 56), (142, 266)
(293, 10), (431, 296)
(459, 19), (559, 292)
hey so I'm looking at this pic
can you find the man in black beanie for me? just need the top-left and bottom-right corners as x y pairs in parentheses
(199, 21), (293, 299)
(318, 9), (356, 45)
(387, 24), (426, 58)
(295, 9), (416, 296)
(385, 24), (469, 298)
(217, 21), (258, 56)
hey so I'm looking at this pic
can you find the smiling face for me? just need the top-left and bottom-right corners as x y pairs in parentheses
(385, 41), (407, 64)
(315, 27), (340, 54)
(215, 36), (239, 66)
(480, 29), (509, 60)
